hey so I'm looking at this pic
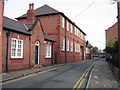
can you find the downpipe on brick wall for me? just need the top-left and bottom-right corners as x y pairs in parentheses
(5, 31), (10, 72)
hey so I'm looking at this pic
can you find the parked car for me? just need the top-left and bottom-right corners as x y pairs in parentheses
(106, 55), (113, 62)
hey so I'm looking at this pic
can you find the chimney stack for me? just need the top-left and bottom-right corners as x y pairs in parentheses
(27, 3), (35, 24)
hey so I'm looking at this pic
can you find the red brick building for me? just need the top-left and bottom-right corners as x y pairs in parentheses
(16, 4), (86, 64)
(2, 4), (55, 72)
(105, 22), (118, 44)
(2, 3), (86, 72)
(0, 1), (4, 73)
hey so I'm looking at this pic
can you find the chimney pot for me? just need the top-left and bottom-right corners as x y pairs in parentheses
(31, 3), (34, 10)
(27, 3), (35, 24)
(29, 3), (32, 10)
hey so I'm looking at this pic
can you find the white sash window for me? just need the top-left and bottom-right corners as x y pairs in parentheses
(61, 38), (65, 51)
(46, 44), (51, 58)
(11, 38), (23, 58)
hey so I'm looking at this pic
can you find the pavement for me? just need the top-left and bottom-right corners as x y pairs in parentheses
(2, 64), (64, 82)
(89, 58), (120, 89)
(1, 59), (120, 89)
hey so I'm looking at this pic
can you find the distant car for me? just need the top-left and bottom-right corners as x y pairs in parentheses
(99, 54), (105, 58)
(93, 55), (99, 60)
(94, 57), (99, 60)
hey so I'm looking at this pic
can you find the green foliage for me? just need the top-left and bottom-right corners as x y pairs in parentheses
(106, 46), (115, 54)
(106, 40), (114, 48)
(106, 40), (118, 54)
(92, 46), (98, 54)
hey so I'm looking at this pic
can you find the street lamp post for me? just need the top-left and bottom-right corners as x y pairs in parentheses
(5, 31), (10, 72)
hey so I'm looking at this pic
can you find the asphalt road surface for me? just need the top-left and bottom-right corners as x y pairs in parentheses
(2, 60), (95, 89)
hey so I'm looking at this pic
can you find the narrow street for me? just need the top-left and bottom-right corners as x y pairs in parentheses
(1, 0), (120, 90)
(2, 60), (94, 89)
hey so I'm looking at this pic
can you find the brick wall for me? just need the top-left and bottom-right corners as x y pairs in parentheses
(2, 22), (54, 71)
(0, 1), (4, 73)
(105, 22), (118, 44)
(2, 30), (30, 71)
(38, 14), (86, 63)
(30, 22), (53, 66)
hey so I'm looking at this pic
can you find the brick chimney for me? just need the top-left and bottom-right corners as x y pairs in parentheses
(27, 3), (35, 24)
(1, 1), (4, 17)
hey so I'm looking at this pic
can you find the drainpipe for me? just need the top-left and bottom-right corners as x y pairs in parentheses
(52, 42), (54, 65)
(65, 19), (67, 63)
(5, 31), (10, 72)
(29, 36), (31, 68)
(51, 43), (53, 65)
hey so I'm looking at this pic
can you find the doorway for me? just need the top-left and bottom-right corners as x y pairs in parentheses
(35, 41), (40, 65)
(80, 46), (84, 60)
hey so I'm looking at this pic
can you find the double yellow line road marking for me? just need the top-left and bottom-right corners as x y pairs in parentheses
(72, 64), (95, 90)
(1, 63), (95, 89)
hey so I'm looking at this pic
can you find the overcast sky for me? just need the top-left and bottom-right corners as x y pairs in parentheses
(4, 0), (118, 50)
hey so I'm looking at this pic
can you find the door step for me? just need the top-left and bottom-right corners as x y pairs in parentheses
(34, 65), (42, 68)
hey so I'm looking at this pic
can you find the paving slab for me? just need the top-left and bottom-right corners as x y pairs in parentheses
(89, 58), (119, 89)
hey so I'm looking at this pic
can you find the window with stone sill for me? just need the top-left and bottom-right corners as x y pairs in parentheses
(62, 17), (65, 28)
(45, 44), (51, 58)
(11, 38), (23, 58)
(66, 40), (69, 51)
(67, 21), (69, 31)
(70, 24), (73, 33)
(74, 27), (77, 36)
(61, 38), (65, 51)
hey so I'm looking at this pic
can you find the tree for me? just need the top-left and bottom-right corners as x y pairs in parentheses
(92, 46), (98, 54)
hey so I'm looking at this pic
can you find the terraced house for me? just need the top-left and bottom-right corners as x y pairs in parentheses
(2, 3), (86, 72)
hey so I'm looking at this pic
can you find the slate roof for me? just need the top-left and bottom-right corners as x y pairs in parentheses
(26, 24), (33, 30)
(17, 4), (60, 19)
(44, 34), (56, 42)
(3, 16), (30, 35)
(86, 41), (93, 48)
(3, 16), (55, 42)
